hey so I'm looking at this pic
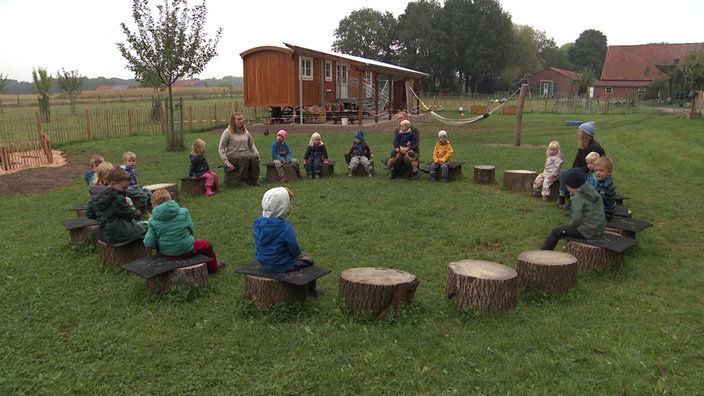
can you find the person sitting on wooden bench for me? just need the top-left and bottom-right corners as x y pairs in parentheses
(540, 168), (606, 250)
(253, 187), (322, 295)
(143, 189), (223, 273)
(86, 167), (148, 244)
(428, 130), (454, 182)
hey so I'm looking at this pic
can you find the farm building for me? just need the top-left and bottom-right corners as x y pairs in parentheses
(528, 67), (580, 98)
(593, 42), (704, 101)
(240, 43), (429, 125)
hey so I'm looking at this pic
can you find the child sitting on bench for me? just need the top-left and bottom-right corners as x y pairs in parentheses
(189, 138), (222, 196)
(303, 132), (329, 179)
(84, 154), (104, 190)
(428, 130), (454, 182)
(253, 187), (313, 273)
(270, 130), (301, 183)
(120, 151), (152, 213)
(143, 189), (223, 273)
(585, 151), (601, 187)
(532, 140), (563, 201)
(593, 156), (617, 220)
(347, 129), (374, 177)
(540, 168), (606, 250)
(86, 167), (148, 243)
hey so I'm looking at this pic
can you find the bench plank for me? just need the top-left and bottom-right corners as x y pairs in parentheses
(565, 233), (637, 254)
(234, 262), (330, 286)
(606, 217), (652, 234)
(62, 217), (98, 230)
(122, 254), (210, 279)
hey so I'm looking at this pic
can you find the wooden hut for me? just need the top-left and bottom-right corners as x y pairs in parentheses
(240, 43), (429, 125)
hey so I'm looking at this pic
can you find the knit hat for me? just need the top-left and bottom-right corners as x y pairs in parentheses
(579, 121), (596, 137)
(438, 130), (448, 139)
(355, 129), (364, 140)
(565, 168), (587, 189)
(277, 129), (288, 139)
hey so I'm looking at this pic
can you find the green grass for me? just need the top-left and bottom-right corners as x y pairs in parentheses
(1, 113), (703, 394)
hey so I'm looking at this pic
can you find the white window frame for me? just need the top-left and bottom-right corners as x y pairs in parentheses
(605, 87), (613, 94)
(300, 57), (313, 81)
(325, 60), (333, 82)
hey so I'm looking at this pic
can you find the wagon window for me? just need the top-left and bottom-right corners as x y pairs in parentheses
(300, 57), (313, 81)
(325, 60), (333, 82)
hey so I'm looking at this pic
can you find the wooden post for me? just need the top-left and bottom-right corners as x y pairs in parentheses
(127, 108), (132, 136)
(514, 84), (528, 146)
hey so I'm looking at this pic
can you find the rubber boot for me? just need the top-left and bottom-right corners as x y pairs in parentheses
(205, 180), (215, 196)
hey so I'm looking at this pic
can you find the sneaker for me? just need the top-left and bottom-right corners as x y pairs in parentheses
(441, 178), (448, 183)
(367, 172), (373, 178)
(308, 174), (314, 179)
(279, 176), (287, 183)
(430, 174), (436, 182)
(541, 196), (550, 202)
(388, 172), (396, 179)
(348, 171), (353, 177)
(314, 174), (320, 179)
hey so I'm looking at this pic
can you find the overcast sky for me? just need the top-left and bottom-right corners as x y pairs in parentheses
(1, 0), (701, 82)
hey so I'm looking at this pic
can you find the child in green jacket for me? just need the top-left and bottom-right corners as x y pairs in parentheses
(540, 168), (606, 250)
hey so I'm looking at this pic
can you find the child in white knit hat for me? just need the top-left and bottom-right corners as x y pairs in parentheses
(428, 130), (454, 182)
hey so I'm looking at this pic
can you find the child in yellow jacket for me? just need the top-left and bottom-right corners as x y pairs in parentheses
(429, 130), (454, 182)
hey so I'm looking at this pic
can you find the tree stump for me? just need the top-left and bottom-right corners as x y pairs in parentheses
(223, 166), (244, 186)
(516, 250), (578, 292)
(266, 163), (300, 182)
(339, 267), (419, 319)
(473, 165), (495, 184)
(96, 239), (152, 267)
(143, 183), (179, 201)
(564, 233), (625, 272)
(181, 177), (205, 196)
(445, 260), (517, 313)
(503, 170), (538, 192)
(244, 275), (309, 308)
(146, 263), (208, 291)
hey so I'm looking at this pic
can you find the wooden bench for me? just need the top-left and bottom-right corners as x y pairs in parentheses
(381, 158), (422, 179)
(142, 182), (179, 201)
(218, 165), (247, 187)
(62, 217), (99, 243)
(122, 254), (210, 291)
(180, 177), (206, 196)
(564, 232), (638, 272)
(605, 217), (652, 239)
(265, 163), (300, 183)
(419, 161), (465, 181)
(615, 193), (629, 206)
(614, 205), (632, 218)
(339, 267), (419, 319)
(445, 260), (518, 313)
(92, 228), (152, 267)
(234, 262), (331, 308)
(305, 160), (337, 178)
(71, 204), (87, 217)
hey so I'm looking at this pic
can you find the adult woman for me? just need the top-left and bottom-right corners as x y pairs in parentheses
(557, 121), (605, 208)
(218, 113), (262, 187)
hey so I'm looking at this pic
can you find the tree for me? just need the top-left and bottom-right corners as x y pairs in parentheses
(397, 0), (444, 88)
(56, 68), (84, 116)
(568, 29), (608, 78)
(118, 0), (221, 150)
(332, 8), (399, 64)
(32, 67), (53, 122)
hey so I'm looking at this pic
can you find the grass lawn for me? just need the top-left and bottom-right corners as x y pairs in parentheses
(1, 112), (703, 394)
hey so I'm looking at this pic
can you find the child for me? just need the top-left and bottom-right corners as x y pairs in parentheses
(270, 129), (301, 183)
(85, 167), (148, 243)
(253, 187), (308, 272)
(84, 154), (104, 190)
(532, 140), (564, 201)
(585, 151), (601, 187)
(346, 129), (374, 177)
(189, 139), (222, 196)
(593, 156), (617, 220)
(429, 130), (454, 182)
(540, 168), (606, 250)
(303, 132), (329, 179)
(120, 151), (152, 212)
(387, 119), (420, 179)
(143, 189), (223, 273)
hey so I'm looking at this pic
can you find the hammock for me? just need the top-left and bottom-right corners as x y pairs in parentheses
(409, 86), (521, 126)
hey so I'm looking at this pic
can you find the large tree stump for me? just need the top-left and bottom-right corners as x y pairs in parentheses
(266, 163), (300, 182)
(146, 263), (208, 291)
(516, 250), (578, 292)
(180, 177), (206, 196)
(503, 170), (538, 192)
(244, 275), (309, 308)
(96, 239), (152, 267)
(339, 267), (419, 319)
(473, 165), (495, 184)
(445, 260), (517, 313)
(143, 182), (179, 201)
(565, 240), (625, 272)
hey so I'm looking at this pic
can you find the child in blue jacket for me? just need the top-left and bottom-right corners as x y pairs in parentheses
(270, 129), (301, 183)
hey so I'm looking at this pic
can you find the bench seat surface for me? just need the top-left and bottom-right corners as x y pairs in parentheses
(565, 233), (637, 253)
(234, 262), (330, 286)
(122, 254), (210, 279)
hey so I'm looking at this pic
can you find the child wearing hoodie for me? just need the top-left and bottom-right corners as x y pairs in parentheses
(253, 187), (306, 272)
(428, 130), (454, 182)
(85, 167), (148, 243)
(346, 129), (374, 177)
(143, 189), (222, 273)
(540, 168), (606, 250)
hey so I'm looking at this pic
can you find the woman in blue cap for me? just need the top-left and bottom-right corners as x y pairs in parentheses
(557, 121), (605, 209)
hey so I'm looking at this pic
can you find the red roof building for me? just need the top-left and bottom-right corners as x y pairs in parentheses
(528, 67), (580, 98)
